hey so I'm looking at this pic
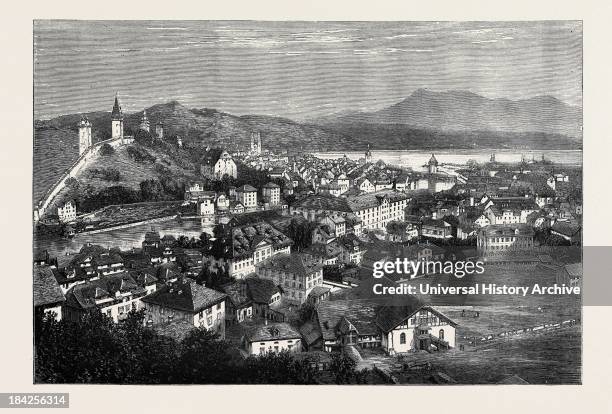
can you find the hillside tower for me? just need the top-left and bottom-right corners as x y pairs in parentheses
(78, 115), (92, 156)
(155, 121), (164, 139)
(140, 109), (150, 132)
(111, 94), (124, 140)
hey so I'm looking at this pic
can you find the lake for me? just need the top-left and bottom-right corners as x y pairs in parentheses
(313, 149), (582, 169)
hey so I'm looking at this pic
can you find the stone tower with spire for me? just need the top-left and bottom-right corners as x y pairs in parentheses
(111, 94), (124, 140)
(78, 115), (92, 156)
(428, 153), (438, 174)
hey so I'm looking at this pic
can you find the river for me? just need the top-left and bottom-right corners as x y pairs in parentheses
(313, 149), (582, 169)
(35, 218), (214, 259)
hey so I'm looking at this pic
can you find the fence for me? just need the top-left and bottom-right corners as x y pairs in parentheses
(464, 318), (579, 346)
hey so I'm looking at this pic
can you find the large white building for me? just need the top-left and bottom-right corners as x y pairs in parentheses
(214, 150), (238, 179)
(57, 200), (77, 223)
(290, 190), (409, 232)
(237, 185), (258, 209)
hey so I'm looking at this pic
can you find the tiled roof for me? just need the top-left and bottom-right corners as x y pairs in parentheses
(245, 277), (280, 303)
(299, 321), (322, 345)
(142, 281), (227, 313)
(316, 299), (379, 340)
(232, 222), (293, 260)
(257, 253), (322, 277)
(244, 322), (301, 342)
(64, 272), (143, 310)
(237, 184), (257, 192)
(33, 265), (65, 307)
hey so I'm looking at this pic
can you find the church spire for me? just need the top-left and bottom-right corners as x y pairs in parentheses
(111, 93), (123, 121)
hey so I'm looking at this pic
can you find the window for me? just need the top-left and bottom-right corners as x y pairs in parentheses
(439, 329), (445, 340)
(399, 333), (406, 344)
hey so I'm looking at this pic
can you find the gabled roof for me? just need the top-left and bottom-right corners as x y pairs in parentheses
(244, 322), (302, 342)
(376, 303), (457, 332)
(245, 277), (280, 303)
(142, 281), (227, 313)
(315, 299), (380, 340)
(33, 265), (65, 307)
(257, 253), (322, 277)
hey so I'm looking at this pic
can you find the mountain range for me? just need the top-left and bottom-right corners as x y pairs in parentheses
(313, 89), (582, 139)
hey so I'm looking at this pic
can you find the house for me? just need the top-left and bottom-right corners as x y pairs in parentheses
(34, 265), (66, 321)
(421, 218), (452, 239)
(57, 200), (77, 224)
(256, 253), (323, 305)
(319, 214), (346, 237)
(313, 300), (381, 352)
(356, 177), (375, 193)
(205, 221), (293, 279)
(310, 298), (457, 354)
(550, 221), (581, 243)
(477, 224), (535, 256)
(302, 242), (341, 265)
(377, 302), (457, 354)
(307, 286), (331, 305)
(336, 233), (367, 265)
(262, 182), (281, 206)
(220, 281), (254, 325)
(142, 280), (227, 339)
(63, 272), (148, 323)
(245, 277), (284, 321)
(236, 185), (258, 209)
(242, 322), (302, 355)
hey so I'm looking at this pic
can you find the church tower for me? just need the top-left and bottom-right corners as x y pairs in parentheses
(428, 153), (438, 174)
(78, 115), (92, 156)
(139, 109), (150, 132)
(250, 131), (262, 155)
(365, 144), (372, 164)
(111, 94), (124, 140)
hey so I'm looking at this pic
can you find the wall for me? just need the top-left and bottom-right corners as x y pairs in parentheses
(34, 137), (125, 221)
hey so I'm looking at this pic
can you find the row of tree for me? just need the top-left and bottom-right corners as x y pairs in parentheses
(35, 311), (368, 384)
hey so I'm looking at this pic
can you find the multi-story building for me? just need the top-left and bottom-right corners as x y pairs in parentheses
(256, 253), (323, 305)
(205, 221), (293, 279)
(63, 272), (148, 323)
(290, 190), (409, 232)
(57, 200), (77, 224)
(237, 185), (258, 209)
(262, 182), (281, 206)
(142, 280), (227, 338)
(477, 224), (535, 256)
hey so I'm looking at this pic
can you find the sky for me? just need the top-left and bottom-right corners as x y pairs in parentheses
(33, 20), (582, 121)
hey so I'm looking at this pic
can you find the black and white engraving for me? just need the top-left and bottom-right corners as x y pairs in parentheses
(33, 21), (582, 384)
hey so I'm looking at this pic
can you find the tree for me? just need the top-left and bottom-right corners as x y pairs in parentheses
(173, 328), (236, 384)
(286, 218), (317, 251)
(297, 302), (316, 326)
(140, 179), (166, 201)
(329, 353), (359, 384)
(99, 143), (115, 156)
(241, 351), (318, 384)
